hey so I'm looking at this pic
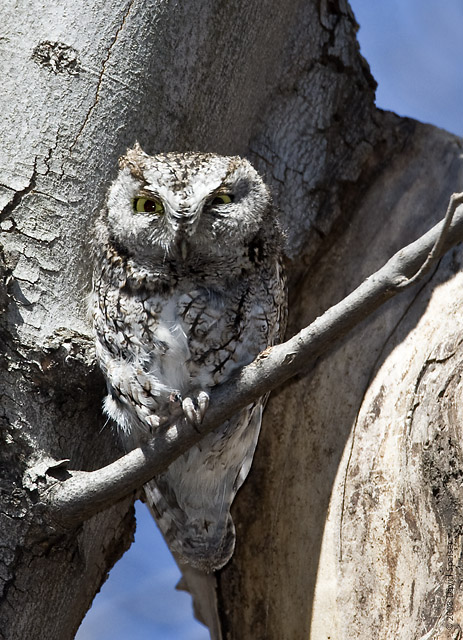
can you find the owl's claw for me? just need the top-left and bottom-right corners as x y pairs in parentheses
(182, 391), (209, 426)
(182, 398), (198, 426)
(197, 391), (209, 421)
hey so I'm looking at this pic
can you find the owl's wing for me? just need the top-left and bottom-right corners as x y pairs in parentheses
(143, 402), (263, 572)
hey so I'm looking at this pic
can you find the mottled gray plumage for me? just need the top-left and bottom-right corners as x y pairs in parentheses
(92, 144), (286, 572)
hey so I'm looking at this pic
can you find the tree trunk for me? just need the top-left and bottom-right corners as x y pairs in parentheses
(222, 120), (463, 639)
(1, 0), (462, 638)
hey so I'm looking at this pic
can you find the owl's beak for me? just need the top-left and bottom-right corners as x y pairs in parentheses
(173, 231), (190, 260)
(179, 238), (188, 260)
(171, 207), (201, 260)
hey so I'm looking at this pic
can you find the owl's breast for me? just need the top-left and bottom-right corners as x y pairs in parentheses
(122, 280), (275, 392)
(175, 280), (276, 388)
(94, 265), (282, 441)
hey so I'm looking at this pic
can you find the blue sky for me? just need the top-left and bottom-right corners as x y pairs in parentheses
(77, 3), (463, 639)
(76, 503), (208, 640)
(352, 0), (463, 137)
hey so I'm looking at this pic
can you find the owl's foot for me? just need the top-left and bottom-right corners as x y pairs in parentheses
(182, 391), (209, 427)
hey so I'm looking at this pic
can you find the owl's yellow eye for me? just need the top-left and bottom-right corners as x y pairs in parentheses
(133, 197), (164, 214)
(209, 193), (233, 206)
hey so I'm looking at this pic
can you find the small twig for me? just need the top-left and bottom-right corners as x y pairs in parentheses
(46, 192), (463, 527)
(396, 192), (463, 288)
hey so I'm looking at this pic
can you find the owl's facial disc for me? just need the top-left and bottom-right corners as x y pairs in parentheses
(109, 153), (270, 264)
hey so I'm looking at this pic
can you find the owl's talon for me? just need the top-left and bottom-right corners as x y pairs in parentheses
(182, 393), (209, 427)
(197, 391), (209, 422)
(182, 397), (199, 426)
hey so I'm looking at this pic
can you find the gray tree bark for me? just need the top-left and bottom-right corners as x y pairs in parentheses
(1, 1), (462, 639)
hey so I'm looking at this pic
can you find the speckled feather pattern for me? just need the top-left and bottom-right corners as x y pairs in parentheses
(93, 145), (287, 571)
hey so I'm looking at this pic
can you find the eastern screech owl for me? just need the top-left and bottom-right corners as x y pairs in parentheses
(93, 143), (287, 572)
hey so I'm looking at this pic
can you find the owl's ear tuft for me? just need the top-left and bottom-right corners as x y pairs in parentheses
(132, 141), (144, 154)
(118, 142), (147, 179)
(119, 141), (147, 166)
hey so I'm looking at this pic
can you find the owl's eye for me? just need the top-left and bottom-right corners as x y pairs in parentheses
(209, 194), (234, 206)
(133, 197), (164, 214)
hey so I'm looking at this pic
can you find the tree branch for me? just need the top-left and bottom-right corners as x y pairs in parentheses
(45, 193), (463, 527)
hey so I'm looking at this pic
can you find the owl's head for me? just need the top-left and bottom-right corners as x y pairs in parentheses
(101, 143), (276, 270)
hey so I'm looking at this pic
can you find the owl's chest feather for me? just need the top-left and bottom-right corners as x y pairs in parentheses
(96, 277), (272, 401)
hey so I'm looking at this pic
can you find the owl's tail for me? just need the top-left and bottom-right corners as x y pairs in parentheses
(144, 404), (262, 572)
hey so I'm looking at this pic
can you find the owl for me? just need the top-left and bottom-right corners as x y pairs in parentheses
(92, 143), (287, 572)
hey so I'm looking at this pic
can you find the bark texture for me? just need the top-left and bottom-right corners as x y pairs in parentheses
(1, 0), (462, 638)
(222, 121), (463, 639)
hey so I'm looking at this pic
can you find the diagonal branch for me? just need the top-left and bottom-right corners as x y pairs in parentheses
(45, 193), (463, 528)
